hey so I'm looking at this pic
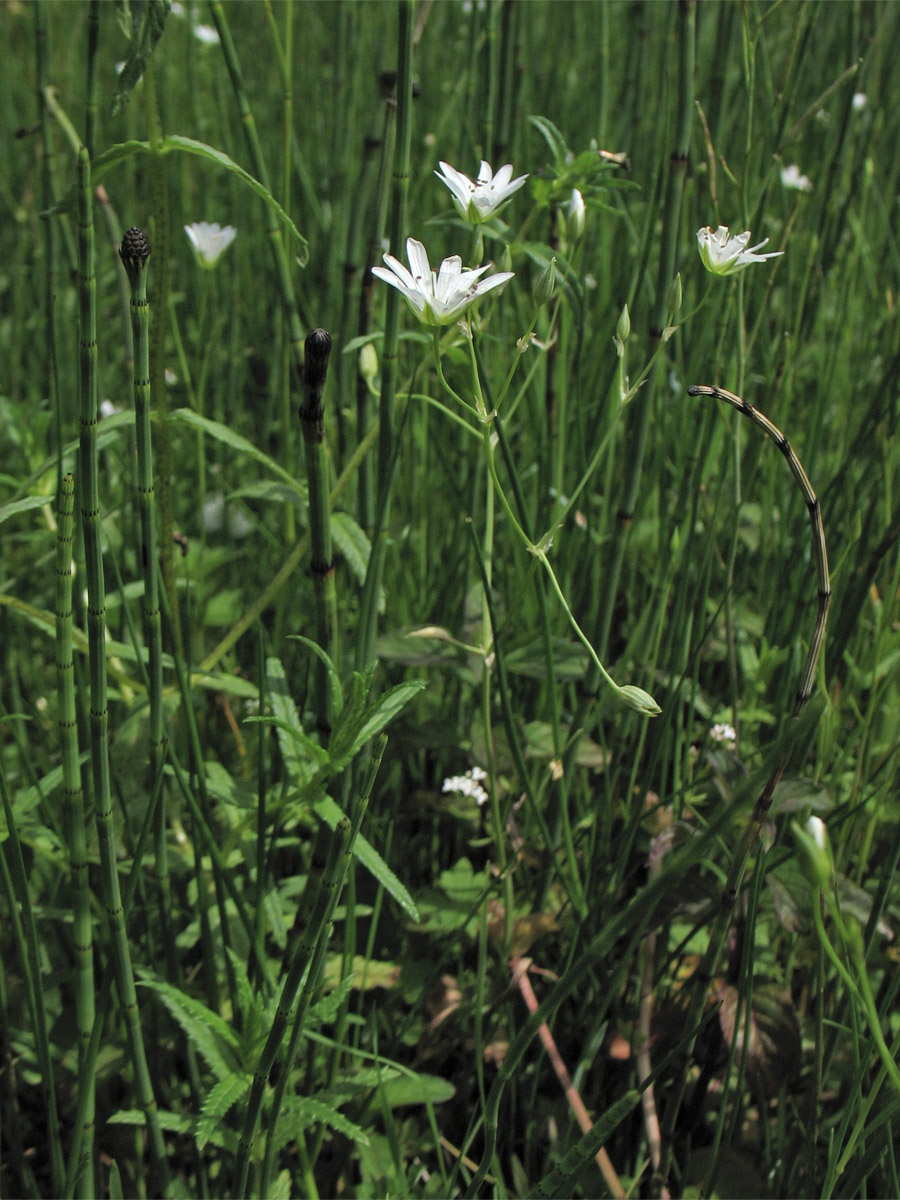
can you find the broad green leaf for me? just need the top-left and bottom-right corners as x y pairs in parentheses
(331, 512), (382, 611)
(168, 409), (303, 491)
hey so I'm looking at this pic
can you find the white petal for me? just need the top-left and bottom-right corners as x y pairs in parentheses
(406, 238), (432, 284)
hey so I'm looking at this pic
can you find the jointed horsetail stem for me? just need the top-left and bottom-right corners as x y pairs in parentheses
(77, 151), (171, 1195)
(55, 472), (95, 1192)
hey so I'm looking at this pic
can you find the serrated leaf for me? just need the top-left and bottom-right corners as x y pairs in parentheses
(139, 976), (240, 1080)
(330, 681), (425, 771)
(108, 1109), (237, 1151)
(197, 1074), (251, 1149)
(276, 1095), (370, 1146)
(266, 656), (319, 790)
(168, 409), (302, 491)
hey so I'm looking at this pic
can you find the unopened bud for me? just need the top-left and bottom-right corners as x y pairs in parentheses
(359, 342), (378, 384)
(566, 188), (586, 242)
(667, 272), (683, 316)
(534, 257), (557, 307)
(619, 685), (661, 717)
(616, 303), (631, 344)
(792, 816), (833, 891)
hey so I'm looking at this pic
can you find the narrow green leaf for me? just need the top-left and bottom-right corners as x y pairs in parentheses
(168, 409), (303, 491)
(0, 495), (52, 527)
(312, 793), (419, 921)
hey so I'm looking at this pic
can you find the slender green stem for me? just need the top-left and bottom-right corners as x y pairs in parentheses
(77, 146), (171, 1197)
(120, 226), (171, 945)
(299, 329), (338, 735)
(56, 473), (95, 1197)
(356, 0), (414, 671)
(210, 0), (306, 381)
(261, 738), (387, 1193)
(233, 818), (354, 1198)
(0, 758), (66, 1195)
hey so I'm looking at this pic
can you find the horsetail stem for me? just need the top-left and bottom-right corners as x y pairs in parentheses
(210, 0), (306, 382)
(299, 328), (337, 735)
(0, 765), (66, 1195)
(77, 148), (171, 1197)
(356, 0), (414, 672)
(119, 227), (172, 957)
(233, 818), (353, 1198)
(55, 472), (94, 1197)
(260, 735), (386, 1193)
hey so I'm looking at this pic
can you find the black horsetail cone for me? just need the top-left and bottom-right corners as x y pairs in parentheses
(119, 225), (151, 279)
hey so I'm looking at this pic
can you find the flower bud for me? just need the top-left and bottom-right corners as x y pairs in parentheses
(359, 342), (378, 384)
(616, 303), (631, 344)
(791, 816), (833, 891)
(619, 685), (662, 717)
(533, 257), (557, 307)
(566, 188), (586, 242)
(666, 272), (682, 316)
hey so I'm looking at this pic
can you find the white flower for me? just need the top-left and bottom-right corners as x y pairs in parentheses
(852, 92), (867, 111)
(442, 766), (489, 807)
(185, 222), (237, 269)
(372, 237), (513, 327)
(435, 159), (528, 224)
(697, 225), (783, 276)
(780, 164), (812, 193)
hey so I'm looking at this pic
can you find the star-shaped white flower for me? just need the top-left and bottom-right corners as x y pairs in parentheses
(435, 159), (528, 224)
(697, 225), (783, 276)
(185, 222), (237, 269)
(372, 237), (513, 326)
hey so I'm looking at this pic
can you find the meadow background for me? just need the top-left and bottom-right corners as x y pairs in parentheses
(3, 1), (900, 1197)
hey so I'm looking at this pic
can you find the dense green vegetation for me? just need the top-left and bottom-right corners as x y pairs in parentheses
(3, 1), (900, 1196)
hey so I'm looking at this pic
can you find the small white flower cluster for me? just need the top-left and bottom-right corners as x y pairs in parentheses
(710, 722), (737, 745)
(442, 766), (489, 806)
